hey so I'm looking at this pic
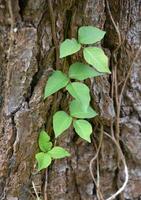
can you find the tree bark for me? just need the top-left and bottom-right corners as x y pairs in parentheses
(0, 0), (141, 199)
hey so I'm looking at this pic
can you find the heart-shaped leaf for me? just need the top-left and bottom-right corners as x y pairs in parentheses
(83, 47), (110, 73)
(48, 147), (70, 159)
(69, 62), (103, 80)
(53, 111), (72, 137)
(44, 70), (69, 98)
(78, 26), (106, 44)
(73, 120), (92, 142)
(66, 82), (90, 110)
(35, 152), (52, 171)
(69, 100), (98, 119)
(60, 38), (81, 58)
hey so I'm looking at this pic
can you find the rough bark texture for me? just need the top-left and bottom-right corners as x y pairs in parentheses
(0, 0), (141, 199)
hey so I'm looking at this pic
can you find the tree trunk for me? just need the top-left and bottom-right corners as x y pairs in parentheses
(0, 0), (141, 199)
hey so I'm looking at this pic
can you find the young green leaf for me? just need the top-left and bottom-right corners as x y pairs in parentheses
(60, 38), (81, 58)
(73, 120), (92, 142)
(39, 130), (52, 152)
(39, 130), (50, 143)
(45, 142), (53, 152)
(66, 82), (90, 110)
(44, 70), (69, 98)
(78, 26), (106, 44)
(48, 147), (70, 159)
(53, 111), (72, 137)
(69, 62), (103, 80)
(35, 152), (52, 171)
(83, 47), (110, 73)
(69, 100), (98, 119)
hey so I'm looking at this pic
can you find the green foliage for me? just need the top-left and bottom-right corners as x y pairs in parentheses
(73, 119), (92, 142)
(69, 62), (103, 81)
(36, 25), (110, 171)
(53, 111), (72, 137)
(69, 100), (98, 119)
(60, 38), (81, 58)
(35, 130), (70, 171)
(39, 130), (52, 152)
(83, 47), (110, 73)
(66, 82), (90, 110)
(48, 147), (70, 159)
(35, 152), (52, 171)
(44, 70), (69, 98)
(78, 26), (106, 44)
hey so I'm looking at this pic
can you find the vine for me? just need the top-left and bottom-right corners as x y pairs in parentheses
(35, 25), (110, 170)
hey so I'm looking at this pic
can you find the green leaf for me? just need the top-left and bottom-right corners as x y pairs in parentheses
(66, 82), (90, 110)
(48, 147), (70, 159)
(68, 62), (103, 80)
(78, 26), (106, 44)
(69, 100), (98, 119)
(44, 70), (69, 98)
(60, 38), (81, 58)
(39, 130), (52, 152)
(73, 120), (92, 142)
(45, 142), (53, 152)
(83, 47), (110, 73)
(35, 152), (52, 171)
(53, 111), (72, 137)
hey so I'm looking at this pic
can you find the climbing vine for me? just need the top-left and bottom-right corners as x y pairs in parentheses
(35, 26), (111, 171)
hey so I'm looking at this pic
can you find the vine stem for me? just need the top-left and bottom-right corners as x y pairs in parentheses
(89, 125), (104, 200)
(44, 169), (48, 200)
(118, 45), (141, 108)
(48, 0), (59, 69)
(6, 0), (15, 87)
(32, 181), (41, 200)
(104, 132), (129, 200)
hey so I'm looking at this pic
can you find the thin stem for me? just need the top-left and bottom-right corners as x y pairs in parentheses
(104, 132), (129, 200)
(32, 181), (41, 200)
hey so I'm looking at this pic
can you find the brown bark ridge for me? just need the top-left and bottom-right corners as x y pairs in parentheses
(0, 0), (141, 199)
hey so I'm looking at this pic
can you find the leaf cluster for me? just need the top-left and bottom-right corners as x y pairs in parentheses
(36, 130), (70, 170)
(36, 26), (111, 171)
